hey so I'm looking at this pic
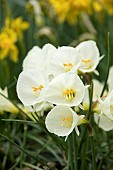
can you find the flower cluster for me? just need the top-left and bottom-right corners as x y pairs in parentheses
(17, 40), (109, 139)
(94, 66), (113, 131)
(0, 17), (29, 62)
(48, 0), (113, 24)
(83, 65), (113, 132)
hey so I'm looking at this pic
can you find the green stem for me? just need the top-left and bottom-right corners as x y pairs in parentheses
(86, 81), (93, 120)
(68, 134), (74, 170)
(18, 39), (26, 58)
(80, 137), (87, 170)
(20, 123), (27, 169)
(101, 32), (110, 96)
(2, 155), (7, 170)
(90, 136), (96, 170)
(72, 131), (78, 170)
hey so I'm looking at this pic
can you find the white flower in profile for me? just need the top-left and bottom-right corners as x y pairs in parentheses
(23, 43), (56, 75)
(93, 79), (105, 101)
(48, 46), (81, 76)
(75, 40), (103, 73)
(45, 72), (86, 107)
(45, 105), (84, 138)
(82, 79), (106, 111)
(108, 65), (113, 91)
(23, 46), (41, 70)
(99, 90), (113, 120)
(16, 69), (48, 106)
(82, 88), (89, 111)
(94, 113), (113, 131)
(0, 87), (18, 114)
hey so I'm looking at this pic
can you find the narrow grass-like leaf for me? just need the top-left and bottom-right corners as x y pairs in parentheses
(28, 134), (63, 165)
(23, 162), (43, 170)
(101, 32), (111, 96)
(0, 133), (53, 169)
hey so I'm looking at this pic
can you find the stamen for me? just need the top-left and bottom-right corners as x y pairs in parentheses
(64, 89), (76, 101)
(61, 117), (73, 127)
(32, 85), (43, 92)
(110, 105), (113, 109)
(63, 63), (73, 72)
(82, 59), (91, 64)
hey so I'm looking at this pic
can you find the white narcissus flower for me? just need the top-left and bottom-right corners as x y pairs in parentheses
(48, 46), (81, 76)
(82, 79), (106, 111)
(16, 69), (48, 106)
(82, 88), (89, 111)
(75, 40), (103, 73)
(94, 113), (113, 131)
(108, 65), (113, 91)
(45, 105), (84, 137)
(99, 90), (113, 120)
(0, 88), (18, 114)
(23, 43), (56, 76)
(23, 46), (41, 70)
(92, 79), (105, 101)
(45, 72), (86, 107)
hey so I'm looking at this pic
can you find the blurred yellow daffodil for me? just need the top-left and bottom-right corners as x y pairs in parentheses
(0, 17), (29, 62)
(49, 0), (113, 24)
(10, 17), (29, 39)
(0, 28), (19, 62)
(49, 0), (91, 24)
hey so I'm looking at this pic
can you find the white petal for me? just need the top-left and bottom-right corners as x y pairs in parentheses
(45, 105), (79, 137)
(94, 113), (113, 131)
(48, 46), (81, 76)
(45, 72), (85, 106)
(75, 127), (79, 136)
(76, 40), (101, 73)
(0, 88), (18, 113)
(23, 44), (56, 76)
(17, 69), (48, 106)
(23, 46), (42, 70)
(108, 66), (113, 91)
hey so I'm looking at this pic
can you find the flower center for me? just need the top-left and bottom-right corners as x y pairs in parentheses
(63, 63), (73, 72)
(82, 59), (91, 64)
(81, 59), (92, 69)
(32, 85), (43, 96)
(64, 89), (76, 101)
(61, 117), (73, 127)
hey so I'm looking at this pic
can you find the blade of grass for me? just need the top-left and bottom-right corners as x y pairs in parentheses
(28, 134), (63, 165)
(23, 162), (43, 170)
(0, 133), (53, 169)
(1, 119), (34, 123)
(20, 124), (27, 169)
(101, 32), (111, 96)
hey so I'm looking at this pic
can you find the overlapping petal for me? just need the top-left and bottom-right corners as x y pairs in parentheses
(94, 113), (113, 131)
(23, 44), (56, 76)
(48, 46), (81, 76)
(45, 105), (84, 137)
(45, 72), (85, 106)
(99, 90), (113, 120)
(17, 69), (48, 106)
(76, 40), (102, 73)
